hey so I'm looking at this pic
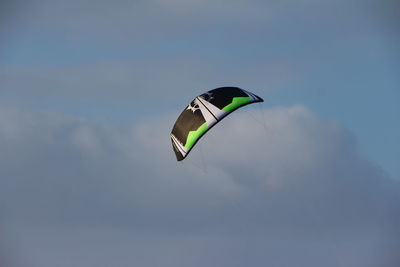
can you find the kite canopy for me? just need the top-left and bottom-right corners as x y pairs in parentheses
(170, 87), (263, 161)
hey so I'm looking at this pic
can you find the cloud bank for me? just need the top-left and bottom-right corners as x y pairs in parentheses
(0, 105), (398, 267)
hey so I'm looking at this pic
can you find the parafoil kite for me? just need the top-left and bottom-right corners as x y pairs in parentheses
(170, 87), (263, 161)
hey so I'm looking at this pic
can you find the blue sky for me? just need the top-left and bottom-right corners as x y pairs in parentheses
(1, 0), (399, 266)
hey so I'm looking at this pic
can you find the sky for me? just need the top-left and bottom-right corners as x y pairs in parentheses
(0, 0), (399, 266)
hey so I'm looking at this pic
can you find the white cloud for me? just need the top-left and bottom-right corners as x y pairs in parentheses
(0, 105), (398, 266)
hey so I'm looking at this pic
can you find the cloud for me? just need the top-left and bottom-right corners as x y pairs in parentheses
(5, 0), (387, 45)
(0, 105), (398, 266)
(2, 0), (272, 44)
(0, 60), (288, 107)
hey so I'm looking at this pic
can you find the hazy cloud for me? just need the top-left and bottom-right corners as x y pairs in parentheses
(4, 0), (391, 44)
(0, 60), (288, 106)
(0, 105), (398, 266)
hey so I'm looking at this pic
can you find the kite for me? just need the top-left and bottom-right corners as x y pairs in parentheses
(170, 87), (263, 161)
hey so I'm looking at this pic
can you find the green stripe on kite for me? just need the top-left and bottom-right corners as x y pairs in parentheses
(184, 123), (208, 149)
(222, 97), (252, 113)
